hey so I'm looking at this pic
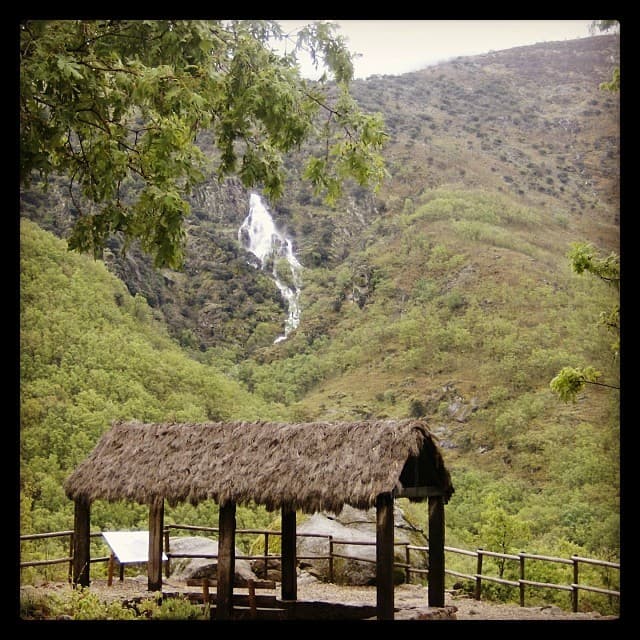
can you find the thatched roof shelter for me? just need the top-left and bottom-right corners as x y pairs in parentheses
(65, 418), (453, 619)
(64, 418), (453, 513)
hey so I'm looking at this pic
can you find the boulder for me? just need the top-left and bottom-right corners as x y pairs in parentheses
(167, 536), (259, 585)
(250, 556), (282, 582)
(297, 505), (428, 586)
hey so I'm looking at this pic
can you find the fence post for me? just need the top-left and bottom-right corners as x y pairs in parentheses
(67, 532), (74, 584)
(475, 549), (483, 600)
(263, 532), (269, 578)
(405, 544), (411, 584)
(519, 552), (526, 607)
(571, 555), (579, 613)
(329, 536), (335, 583)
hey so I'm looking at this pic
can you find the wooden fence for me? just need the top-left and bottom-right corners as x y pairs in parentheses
(20, 524), (620, 614)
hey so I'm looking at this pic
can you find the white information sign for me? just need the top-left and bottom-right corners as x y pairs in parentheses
(102, 531), (168, 564)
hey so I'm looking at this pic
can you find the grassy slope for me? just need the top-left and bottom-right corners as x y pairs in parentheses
(234, 37), (620, 564)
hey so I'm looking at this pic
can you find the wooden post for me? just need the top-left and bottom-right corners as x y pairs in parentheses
(328, 536), (334, 583)
(571, 555), (580, 613)
(281, 505), (297, 601)
(216, 501), (237, 620)
(72, 497), (91, 588)
(405, 544), (411, 584)
(475, 549), (484, 600)
(107, 553), (115, 587)
(247, 579), (257, 619)
(263, 532), (269, 579)
(202, 578), (210, 618)
(376, 492), (394, 620)
(519, 552), (526, 607)
(67, 533), (74, 584)
(164, 529), (171, 578)
(148, 497), (164, 592)
(428, 495), (445, 607)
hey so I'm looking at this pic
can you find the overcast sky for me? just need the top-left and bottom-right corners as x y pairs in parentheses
(277, 20), (599, 79)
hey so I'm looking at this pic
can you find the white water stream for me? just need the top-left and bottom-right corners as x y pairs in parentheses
(238, 193), (302, 343)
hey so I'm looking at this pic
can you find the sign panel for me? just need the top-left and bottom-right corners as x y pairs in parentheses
(102, 531), (168, 564)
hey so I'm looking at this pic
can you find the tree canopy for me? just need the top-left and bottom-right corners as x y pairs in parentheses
(550, 242), (620, 402)
(20, 19), (387, 268)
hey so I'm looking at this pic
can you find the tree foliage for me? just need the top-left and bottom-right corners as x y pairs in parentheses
(550, 242), (620, 402)
(20, 19), (387, 268)
(479, 494), (531, 577)
(589, 20), (620, 91)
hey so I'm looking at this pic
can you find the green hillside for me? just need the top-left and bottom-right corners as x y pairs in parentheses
(228, 36), (620, 570)
(20, 218), (287, 537)
(240, 185), (620, 552)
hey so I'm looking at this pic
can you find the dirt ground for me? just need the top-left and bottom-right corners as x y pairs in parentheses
(20, 576), (619, 622)
(296, 579), (619, 621)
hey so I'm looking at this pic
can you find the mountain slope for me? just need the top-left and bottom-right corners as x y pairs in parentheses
(235, 35), (620, 565)
(19, 33), (620, 584)
(20, 218), (286, 534)
(20, 35), (619, 360)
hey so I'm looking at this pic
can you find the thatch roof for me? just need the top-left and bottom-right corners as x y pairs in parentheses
(64, 419), (453, 514)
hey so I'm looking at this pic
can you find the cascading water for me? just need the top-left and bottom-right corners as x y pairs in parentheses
(238, 193), (302, 343)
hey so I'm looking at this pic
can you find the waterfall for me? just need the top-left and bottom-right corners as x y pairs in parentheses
(238, 193), (302, 343)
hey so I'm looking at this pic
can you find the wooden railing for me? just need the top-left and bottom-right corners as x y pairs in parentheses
(439, 545), (620, 613)
(20, 530), (110, 583)
(20, 525), (620, 614)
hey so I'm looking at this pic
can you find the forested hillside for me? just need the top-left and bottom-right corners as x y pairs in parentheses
(20, 218), (286, 536)
(20, 31), (620, 606)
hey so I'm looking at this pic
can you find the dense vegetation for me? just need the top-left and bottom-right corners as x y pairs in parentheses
(20, 30), (619, 614)
(20, 218), (284, 537)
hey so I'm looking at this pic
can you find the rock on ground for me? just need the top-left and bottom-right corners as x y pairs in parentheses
(167, 536), (258, 584)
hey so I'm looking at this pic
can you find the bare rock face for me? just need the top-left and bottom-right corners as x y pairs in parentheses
(167, 536), (259, 585)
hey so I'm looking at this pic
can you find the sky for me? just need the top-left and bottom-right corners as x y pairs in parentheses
(276, 20), (599, 80)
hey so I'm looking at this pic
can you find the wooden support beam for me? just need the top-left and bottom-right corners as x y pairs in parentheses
(376, 492), (394, 621)
(216, 501), (237, 620)
(281, 506), (297, 601)
(148, 497), (164, 591)
(428, 495), (445, 607)
(396, 486), (447, 499)
(72, 497), (91, 587)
